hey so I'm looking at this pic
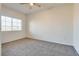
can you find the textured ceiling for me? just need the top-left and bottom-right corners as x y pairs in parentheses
(3, 3), (66, 14)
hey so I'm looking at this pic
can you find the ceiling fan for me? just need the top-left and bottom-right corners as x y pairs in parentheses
(20, 3), (41, 9)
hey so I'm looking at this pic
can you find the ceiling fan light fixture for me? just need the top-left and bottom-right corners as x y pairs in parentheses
(30, 3), (34, 6)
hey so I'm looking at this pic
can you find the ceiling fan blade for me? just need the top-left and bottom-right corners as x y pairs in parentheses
(19, 3), (41, 9)
(34, 3), (41, 7)
(20, 3), (26, 5)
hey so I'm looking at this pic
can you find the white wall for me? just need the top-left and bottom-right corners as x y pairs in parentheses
(28, 4), (73, 45)
(0, 3), (2, 56)
(1, 5), (30, 43)
(73, 4), (79, 54)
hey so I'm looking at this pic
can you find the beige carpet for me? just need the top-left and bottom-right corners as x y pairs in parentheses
(2, 38), (79, 56)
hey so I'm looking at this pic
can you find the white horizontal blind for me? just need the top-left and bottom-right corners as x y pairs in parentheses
(1, 16), (22, 31)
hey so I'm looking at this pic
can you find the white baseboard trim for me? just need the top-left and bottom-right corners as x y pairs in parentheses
(25, 37), (73, 46)
(73, 46), (79, 55)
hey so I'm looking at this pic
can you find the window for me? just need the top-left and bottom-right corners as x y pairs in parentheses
(1, 16), (22, 31)
(12, 18), (22, 31)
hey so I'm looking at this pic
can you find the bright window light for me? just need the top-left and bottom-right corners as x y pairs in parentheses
(1, 16), (22, 31)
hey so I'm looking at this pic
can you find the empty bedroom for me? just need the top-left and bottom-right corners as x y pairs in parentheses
(0, 3), (79, 56)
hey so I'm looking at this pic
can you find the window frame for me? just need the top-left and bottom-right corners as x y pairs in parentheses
(1, 16), (22, 31)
